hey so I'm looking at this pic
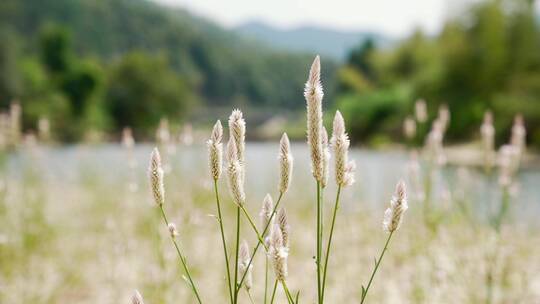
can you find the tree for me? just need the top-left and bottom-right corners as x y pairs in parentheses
(0, 29), (21, 106)
(39, 25), (71, 74)
(105, 52), (195, 134)
(347, 38), (376, 82)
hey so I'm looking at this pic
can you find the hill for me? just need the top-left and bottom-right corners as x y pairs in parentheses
(235, 21), (392, 61)
(0, 0), (338, 109)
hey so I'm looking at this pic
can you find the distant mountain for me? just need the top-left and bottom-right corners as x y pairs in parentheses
(0, 0), (338, 109)
(235, 22), (393, 61)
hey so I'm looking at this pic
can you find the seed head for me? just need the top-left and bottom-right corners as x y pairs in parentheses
(438, 104), (450, 132)
(260, 194), (274, 237)
(304, 56), (324, 182)
(278, 133), (293, 194)
(207, 120), (223, 180)
(269, 224), (288, 281)
(228, 109), (246, 164)
(331, 111), (355, 187)
(403, 116), (416, 140)
(226, 138), (245, 206)
(148, 148), (165, 205)
(238, 240), (253, 290)
(168, 223), (179, 238)
(415, 99), (427, 123)
(131, 290), (145, 304)
(122, 127), (135, 148)
(511, 114), (526, 152)
(277, 208), (290, 248)
(321, 127), (331, 188)
(383, 180), (408, 233)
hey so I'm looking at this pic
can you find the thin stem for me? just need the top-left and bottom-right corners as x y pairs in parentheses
(360, 231), (394, 304)
(237, 192), (284, 290)
(240, 204), (269, 251)
(246, 290), (255, 304)
(269, 280), (279, 304)
(159, 205), (203, 304)
(233, 206), (241, 304)
(316, 182), (322, 303)
(213, 180), (234, 303)
(281, 280), (295, 304)
(321, 186), (341, 302)
(264, 258), (269, 304)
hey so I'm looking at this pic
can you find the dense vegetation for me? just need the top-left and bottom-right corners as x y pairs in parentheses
(337, 0), (540, 148)
(0, 0), (337, 140)
(0, 0), (539, 148)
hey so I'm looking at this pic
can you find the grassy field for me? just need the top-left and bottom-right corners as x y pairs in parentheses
(0, 141), (539, 304)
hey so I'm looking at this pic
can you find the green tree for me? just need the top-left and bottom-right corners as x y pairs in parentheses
(39, 25), (71, 74)
(347, 38), (376, 81)
(0, 29), (21, 106)
(105, 52), (195, 134)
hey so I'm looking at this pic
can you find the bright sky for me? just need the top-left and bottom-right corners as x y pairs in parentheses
(152, 0), (463, 37)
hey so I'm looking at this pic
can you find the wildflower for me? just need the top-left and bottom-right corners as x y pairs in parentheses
(207, 120), (223, 181)
(331, 111), (355, 187)
(168, 223), (179, 238)
(277, 208), (290, 248)
(415, 99), (427, 123)
(260, 194), (274, 237)
(321, 127), (331, 188)
(269, 224), (288, 281)
(510, 114), (526, 152)
(228, 109), (246, 164)
(279, 133), (293, 194)
(148, 148), (165, 205)
(131, 290), (145, 304)
(238, 240), (253, 290)
(403, 116), (416, 140)
(226, 138), (245, 206)
(305, 55), (324, 182)
(383, 181), (408, 233)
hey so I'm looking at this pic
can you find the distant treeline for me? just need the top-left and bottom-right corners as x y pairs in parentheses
(336, 0), (540, 148)
(1, 0), (539, 148)
(0, 0), (337, 141)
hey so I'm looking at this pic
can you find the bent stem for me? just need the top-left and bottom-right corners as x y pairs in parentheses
(213, 180), (233, 303)
(320, 186), (342, 301)
(281, 280), (295, 304)
(360, 231), (394, 304)
(240, 204), (269, 251)
(237, 192), (284, 291)
(158, 205), (203, 304)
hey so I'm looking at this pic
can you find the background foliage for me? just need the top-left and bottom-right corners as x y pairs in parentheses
(0, 0), (539, 148)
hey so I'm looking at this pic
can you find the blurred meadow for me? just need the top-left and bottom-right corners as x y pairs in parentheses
(1, 0), (540, 303)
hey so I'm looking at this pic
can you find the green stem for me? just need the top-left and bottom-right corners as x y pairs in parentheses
(233, 206), (241, 304)
(360, 231), (394, 304)
(264, 258), (269, 304)
(159, 205), (203, 304)
(237, 192), (284, 290)
(269, 280), (279, 304)
(240, 204), (269, 251)
(281, 280), (295, 304)
(213, 181), (234, 303)
(316, 182), (322, 303)
(320, 186), (341, 302)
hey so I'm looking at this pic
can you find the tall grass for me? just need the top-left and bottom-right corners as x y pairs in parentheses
(138, 56), (411, 304)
